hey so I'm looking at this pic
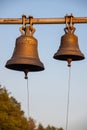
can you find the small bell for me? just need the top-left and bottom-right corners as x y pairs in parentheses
(5, 26), (44, 78)
(53, 27), (85, 66)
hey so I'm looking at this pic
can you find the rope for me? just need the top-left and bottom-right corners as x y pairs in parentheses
(66, 66), (71, 130)
(26, 77), (29, 119)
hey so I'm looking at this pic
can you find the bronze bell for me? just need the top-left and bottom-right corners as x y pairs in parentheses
(53, 27), (85, 66)
(5, 26), (44, 78)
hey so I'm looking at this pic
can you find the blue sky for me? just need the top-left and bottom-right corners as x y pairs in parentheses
(0, 1), (87, 130)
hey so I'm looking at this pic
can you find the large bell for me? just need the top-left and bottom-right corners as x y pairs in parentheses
(53, 27), (85, 66)
(5, 26), (44, 78)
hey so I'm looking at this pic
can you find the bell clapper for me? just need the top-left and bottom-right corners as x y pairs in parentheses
(24, 69), (29, 79)
(67, 58), (72, 67)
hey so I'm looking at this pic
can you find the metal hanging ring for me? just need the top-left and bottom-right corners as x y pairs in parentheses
(29, 15), (35, 36)
(64, 26), (76, 34)
(22, 14), (26, 30)
(65, 14), (76, 34)
(19, 14), (26, 35)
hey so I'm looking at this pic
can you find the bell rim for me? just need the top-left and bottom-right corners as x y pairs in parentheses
(53, 54), (85, 61)
(5, 58), (44, 72)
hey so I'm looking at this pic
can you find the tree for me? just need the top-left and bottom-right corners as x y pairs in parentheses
(0, 85), (30, 130)
(28, 117), (36, 130)
(46, 125), (64, 130)
(37, 123), (45, 130)
(0, 85), (64, 130)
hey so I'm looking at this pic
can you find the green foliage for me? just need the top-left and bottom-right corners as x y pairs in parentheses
(37, 123), (45, 130)
(0, 85), (29, 130)
(0, 85), (64, 130)
(45, 125), (63, 130)
(28, 117), (36, 130)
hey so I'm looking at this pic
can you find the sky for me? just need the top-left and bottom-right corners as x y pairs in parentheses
(0, 0), (87, 130)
